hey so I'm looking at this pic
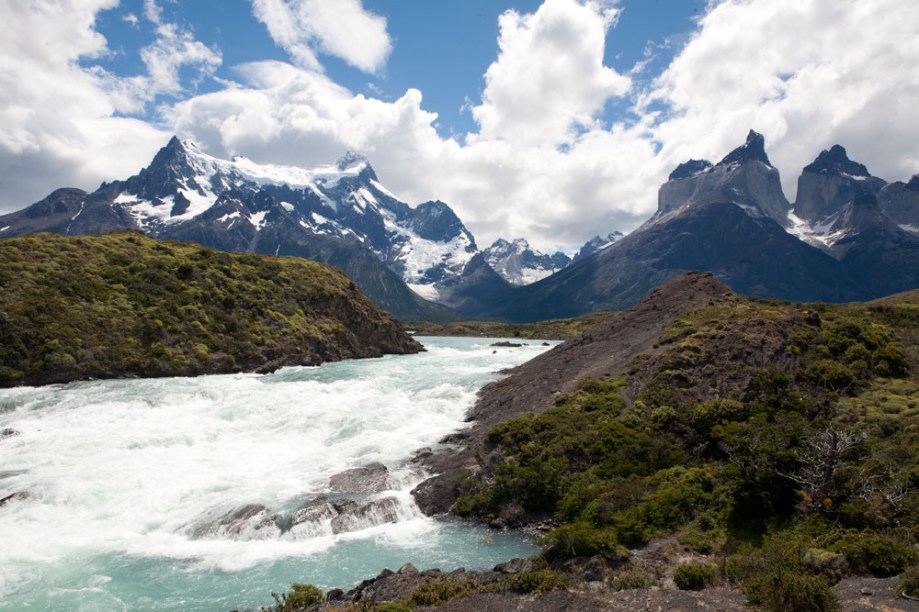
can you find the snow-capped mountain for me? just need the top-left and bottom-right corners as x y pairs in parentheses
(0, 137), (484, 318)
(572, 231), (624, 263)
(482, 238), (571, 285)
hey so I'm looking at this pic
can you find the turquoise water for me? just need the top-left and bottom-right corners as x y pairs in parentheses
(0, 337), (554, 610)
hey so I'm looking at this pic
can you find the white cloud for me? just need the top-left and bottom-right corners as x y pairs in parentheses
(3, 0), (919, 258)
(0, 0), (219, 210)
(470, 0), (630, 147)
(645, 0), (919, 198)
(99, 2), (222, 114)
(251, 0), (391, 73)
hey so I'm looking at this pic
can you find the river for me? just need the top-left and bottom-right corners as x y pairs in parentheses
(0, 337), (555, 610)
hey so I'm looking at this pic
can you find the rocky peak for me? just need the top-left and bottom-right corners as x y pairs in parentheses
(669, 159), (713, 181)
(573, 232), (624, 263)
(717, 130), (771, 167)
(908, 175), (919, 192)
(336, 150), (368, 171)
(408, 200), (472, 244)
(655, 130), (789, 226)
(794, 145), (887, 224)
(803, 145), (871, 178)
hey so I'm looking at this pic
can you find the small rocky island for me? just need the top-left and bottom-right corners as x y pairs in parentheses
(0, 231), (422, 387)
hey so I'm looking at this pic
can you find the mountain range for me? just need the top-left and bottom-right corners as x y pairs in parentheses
(452, 130), (919, 320)
(1, 131), (917, 321)
(0, 138), (576, 320)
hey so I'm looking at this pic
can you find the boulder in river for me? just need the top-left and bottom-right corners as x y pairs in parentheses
(328, 463), (389, 494)
(330, 497), (399, 534)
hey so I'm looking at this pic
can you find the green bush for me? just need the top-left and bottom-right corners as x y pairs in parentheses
(673, 563), (716, 590)
(827, 531), (917, 577)
(804, 359), (857, 392)
(542, 522), (626, 560)
(407, 578), (474, 607)
(507, 569), (570, 593)
(608, 568), (659, 591)
(374, 604), (412, 612)
(266, 583), (324, 611)
(743, 568), (840, 612)
(897, 565), (919, 598)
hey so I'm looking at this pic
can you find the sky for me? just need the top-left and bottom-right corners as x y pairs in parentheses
(2, 0), (918, 253)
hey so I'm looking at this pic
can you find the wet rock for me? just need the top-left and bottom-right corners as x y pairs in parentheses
(329, 463), (389, 494)
(0, 491), (28, 507)
(331, 498), (358, 514)
(326, 588), (344, 601)
(330, 497), (399, 534)
(0, 428), (18, 440)
(285, 498), (338, 538)
(189, 504), (279, 539)
(410, 447), (433, 462)
(494, 557), (534, 574)
(490, 341), (525, 347)
(411, 468), (463, 515)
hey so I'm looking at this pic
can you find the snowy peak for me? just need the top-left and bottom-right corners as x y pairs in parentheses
(336, 150), (368, 171)
(572, 232), (624, 262)
(483, 237), (571, 286)
(803, 144), (871, 178)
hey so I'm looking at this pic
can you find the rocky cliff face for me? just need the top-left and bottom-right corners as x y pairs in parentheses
(654, 130), (791, 227)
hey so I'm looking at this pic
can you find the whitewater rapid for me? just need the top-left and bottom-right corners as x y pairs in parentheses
(0, 337), (555, 610)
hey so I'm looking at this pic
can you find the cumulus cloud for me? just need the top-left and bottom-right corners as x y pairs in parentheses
(0, 0), (224, 209)
(645, 0), (919, 198)
(3, 0), (919, 256)
(0, 0), (168, 208)
(100, 0), (222, 114)
(470, 0), (630, 147)
(251, 0), (391, 73)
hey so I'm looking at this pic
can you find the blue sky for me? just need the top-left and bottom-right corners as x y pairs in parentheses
(88, 0), (706, 137)
(2, 0), (918, 251)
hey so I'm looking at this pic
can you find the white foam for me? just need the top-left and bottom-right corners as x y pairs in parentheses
(0, 338), (555, 591)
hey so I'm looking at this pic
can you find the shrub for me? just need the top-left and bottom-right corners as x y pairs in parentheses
(374, 604), (412, 612)
(827, 531), (917, 577)
(407, 578), (474, 607)
(507, 569), (570, 593)
(743, 568), (840, 612)
(266, 583), (324, 611)
(678, 527), (724, 554)
(804, 359), (857, 392)
(673, 563), (716, 591)
(542, 522), (626, 561)
(608, 568), (659, 591)
(897, 565), (919, 599)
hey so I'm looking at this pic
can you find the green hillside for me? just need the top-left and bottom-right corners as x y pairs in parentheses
(0, 231), (422, 387)
(454, 286), (919, 608)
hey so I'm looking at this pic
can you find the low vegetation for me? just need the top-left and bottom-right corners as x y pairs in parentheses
(454, 291), (919, 609)
(0, 231), (419, 386)
(404, 311), (618, 340)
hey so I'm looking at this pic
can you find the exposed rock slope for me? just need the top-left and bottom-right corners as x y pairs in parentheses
(412, 272), (730, 513)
